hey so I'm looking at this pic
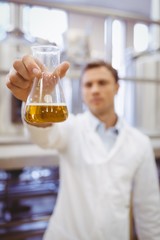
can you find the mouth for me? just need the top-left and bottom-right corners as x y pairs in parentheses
(90, 98), (102, 105)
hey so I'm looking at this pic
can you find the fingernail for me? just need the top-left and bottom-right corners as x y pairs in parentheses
(32, 68), (40, 75)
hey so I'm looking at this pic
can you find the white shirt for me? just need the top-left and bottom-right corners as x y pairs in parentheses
(90, 112), (122, 152)
(25, 111), (160, 240)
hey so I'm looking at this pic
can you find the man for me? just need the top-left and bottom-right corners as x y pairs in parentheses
(7, 57), (160, 240)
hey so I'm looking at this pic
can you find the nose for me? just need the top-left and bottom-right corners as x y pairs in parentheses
(91, 83), (100, 93)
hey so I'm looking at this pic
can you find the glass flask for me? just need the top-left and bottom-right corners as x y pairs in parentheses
(24, 45), (68, 124)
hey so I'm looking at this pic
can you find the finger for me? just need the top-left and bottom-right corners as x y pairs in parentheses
(49, 61), (70, 82)
(14, 55), (42, 79)
(22, 55), (42, 77)
(7, 69), (31, 89)
(6, 81), (30, 102)
(58, 61), (70, 78)
(13, 59), (31, 81)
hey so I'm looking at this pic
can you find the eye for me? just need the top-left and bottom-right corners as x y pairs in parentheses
(84, 82), (92, 88)
(98, 80), (108, 86)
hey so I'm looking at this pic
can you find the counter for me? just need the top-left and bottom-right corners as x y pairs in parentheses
(0, 135), (59, 170)
(151, 137), (160, 159)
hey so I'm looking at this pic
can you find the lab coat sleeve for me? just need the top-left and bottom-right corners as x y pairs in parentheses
(24, 122), (68, 151)
(132, 138), (160, 240)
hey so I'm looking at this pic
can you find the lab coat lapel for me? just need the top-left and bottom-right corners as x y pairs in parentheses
(81, 112), (127, 164)
(84, 124), (125, 165)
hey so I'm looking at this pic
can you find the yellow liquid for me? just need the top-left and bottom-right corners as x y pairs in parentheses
(24, 104), (68, 124)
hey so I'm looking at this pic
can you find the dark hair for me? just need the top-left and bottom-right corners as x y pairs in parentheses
(80, 60), (119, 82)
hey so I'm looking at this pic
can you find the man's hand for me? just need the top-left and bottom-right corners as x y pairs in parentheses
(6, 55), (70, 102)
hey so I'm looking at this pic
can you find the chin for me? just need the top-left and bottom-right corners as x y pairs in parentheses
(90, 107), (103, 116)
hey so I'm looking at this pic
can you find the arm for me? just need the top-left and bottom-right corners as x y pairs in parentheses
(132, 139), (160, 240)
(24, 121), (68, 151)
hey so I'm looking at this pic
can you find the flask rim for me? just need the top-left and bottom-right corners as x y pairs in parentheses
(31, 44), (60, 54)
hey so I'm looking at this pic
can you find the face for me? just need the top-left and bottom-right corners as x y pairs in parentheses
(81, 66), (119, 118)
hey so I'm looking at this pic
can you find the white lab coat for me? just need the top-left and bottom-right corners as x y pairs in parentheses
(25, 111), (160, 240)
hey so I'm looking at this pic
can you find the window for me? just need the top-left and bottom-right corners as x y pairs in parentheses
(112, 19), (126, 75)
(23, 6), (68, 49)
(0, 2), (10, 39)
(112, 19), (126, 117)
(133, 23), (149, 52)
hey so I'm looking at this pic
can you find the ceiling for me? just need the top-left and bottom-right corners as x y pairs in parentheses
(2, 0), (151, 18)
(52, 0), (151, 17)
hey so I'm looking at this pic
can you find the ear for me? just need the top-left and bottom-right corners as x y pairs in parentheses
(115, 82), (119, 94)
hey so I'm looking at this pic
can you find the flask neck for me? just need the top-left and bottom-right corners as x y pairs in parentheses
(31, 45), (60, 72)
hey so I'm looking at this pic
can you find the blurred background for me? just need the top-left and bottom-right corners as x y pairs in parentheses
(0, 0), (160, 239)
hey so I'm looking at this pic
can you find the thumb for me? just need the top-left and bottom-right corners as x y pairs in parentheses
(58, 61), (70, 78)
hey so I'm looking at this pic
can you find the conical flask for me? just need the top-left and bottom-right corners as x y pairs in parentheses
(24, 45), (68, 124)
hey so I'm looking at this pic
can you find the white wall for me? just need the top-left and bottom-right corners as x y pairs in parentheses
(68, 12), (106, 59)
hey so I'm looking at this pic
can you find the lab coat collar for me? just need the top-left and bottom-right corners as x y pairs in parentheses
(86, 111), (123, 134)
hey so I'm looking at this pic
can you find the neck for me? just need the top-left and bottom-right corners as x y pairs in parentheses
(95, 111), (118, 129)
